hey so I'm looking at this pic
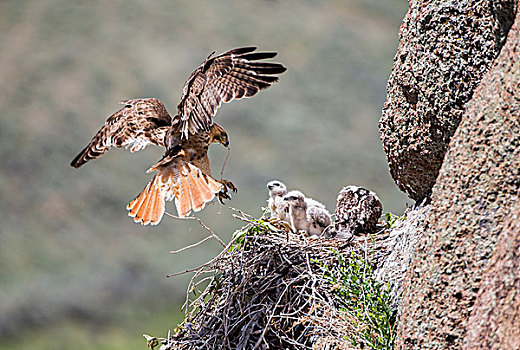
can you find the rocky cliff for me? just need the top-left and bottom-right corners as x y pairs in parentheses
(462, 204), (520, 349)
(384, 2), (520, 349)
(380, 0), (517, 201)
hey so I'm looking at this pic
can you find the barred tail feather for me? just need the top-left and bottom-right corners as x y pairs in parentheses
(127, 175), (166, 225)
(177, 175), (192, 218)
(174, 163), (222, 217)
(127, 163), (222, 225)
(186, 170), (208, 209)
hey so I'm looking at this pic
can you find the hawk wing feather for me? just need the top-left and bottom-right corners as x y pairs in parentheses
(176, 47), (287, 137)
(70, 98), (172, 168)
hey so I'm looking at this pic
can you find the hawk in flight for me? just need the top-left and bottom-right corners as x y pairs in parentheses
(71, 47), (286, 225)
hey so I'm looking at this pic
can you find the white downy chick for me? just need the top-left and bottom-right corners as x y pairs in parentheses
(306, 199), (332, 236)
(283, 190), (332, 237)
(266, 180), (289, 222)
(283, 190), (308, 233)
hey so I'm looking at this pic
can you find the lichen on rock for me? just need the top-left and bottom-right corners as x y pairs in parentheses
(395, 5), (520, 348)
(379, 0), (517, 201)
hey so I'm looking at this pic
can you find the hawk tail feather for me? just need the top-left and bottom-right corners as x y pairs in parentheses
(175, 163), (222, 217)
(126, 175), (166, 225)
(126, 163), (222, 225)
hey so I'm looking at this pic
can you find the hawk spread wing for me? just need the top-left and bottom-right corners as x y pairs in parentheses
(70, 98), (172, 168)
(176, 46), (287, 138)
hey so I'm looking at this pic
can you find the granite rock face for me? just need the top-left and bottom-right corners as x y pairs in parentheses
(462, 204), (520, 350)
(374, 205), (429, 311)
(379, 0), (517, 200)
(395, 7), (520, 349)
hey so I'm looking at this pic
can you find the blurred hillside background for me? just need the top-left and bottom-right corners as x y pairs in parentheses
(0, 0), (409, 349)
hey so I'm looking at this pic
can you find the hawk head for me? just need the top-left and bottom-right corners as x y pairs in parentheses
(267, 180), (287, 197)
(209, 123), (229, 147)
(283, 190), (305, 205)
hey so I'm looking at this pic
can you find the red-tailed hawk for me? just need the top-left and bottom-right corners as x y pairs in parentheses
(333, 185), (383, 238)
(266, 180), (289, 222)
(283, 190), (332, 237)
(71, 47), (286, 225)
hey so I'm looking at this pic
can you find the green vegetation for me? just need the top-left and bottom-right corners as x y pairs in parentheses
(384, 212), (406, 228)
(318, 251), (396, 349)
(229, 215), (277, 250)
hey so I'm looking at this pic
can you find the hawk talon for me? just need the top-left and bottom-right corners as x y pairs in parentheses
(217, 190), (231, 204)
(216, 179), (237, 204)
(219, 179), (237, 193)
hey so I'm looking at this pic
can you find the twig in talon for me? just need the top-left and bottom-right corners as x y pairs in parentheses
(219, 146), (231, 181)
(216, 147), (231, 213)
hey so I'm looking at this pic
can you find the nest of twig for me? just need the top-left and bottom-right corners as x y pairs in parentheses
(157, 211), (395, 350)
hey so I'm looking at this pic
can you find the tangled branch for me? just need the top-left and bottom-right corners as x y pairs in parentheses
(157, 213), (395, 350)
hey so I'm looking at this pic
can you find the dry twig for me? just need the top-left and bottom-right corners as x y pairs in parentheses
(157, 213), (394, 350)
(165, 212), (226, 247)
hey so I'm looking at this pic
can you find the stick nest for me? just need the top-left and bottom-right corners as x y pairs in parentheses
(158, 213), (395, 350)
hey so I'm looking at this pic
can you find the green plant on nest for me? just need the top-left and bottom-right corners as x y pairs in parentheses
(384, 212), (406, 229)
(317, 250), (396, 349)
